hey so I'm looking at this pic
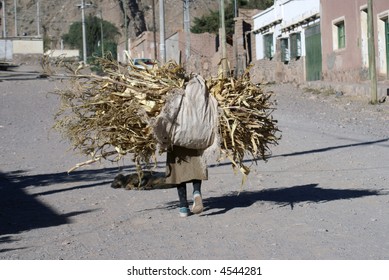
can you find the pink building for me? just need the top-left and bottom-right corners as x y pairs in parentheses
(321, 0), (389, 83)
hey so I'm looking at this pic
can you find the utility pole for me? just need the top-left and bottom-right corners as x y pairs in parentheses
(367, 0), (377, 104)
(81, 0), (88, 64)
(37, 0), (40, 37)
(184, 0), (190, 63)
(233, 0), (239, 77)
(77, 0), (92, 64)
(14, 0), (17, 36)
(152, 0), (157, 60)
(1, 1), (6, 38)
(100, 9), (104, 57)
(124, 2), (128, 56)
(159, 0), (166, 63)
(219, 0), (228, 77)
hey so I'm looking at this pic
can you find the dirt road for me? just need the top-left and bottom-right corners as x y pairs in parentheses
(1, 66), (389, 259)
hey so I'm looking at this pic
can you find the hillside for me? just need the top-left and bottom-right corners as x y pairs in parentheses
(1, 0), (219, 49)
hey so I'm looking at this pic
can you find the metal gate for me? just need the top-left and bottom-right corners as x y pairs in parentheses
(305, 24), (322, 81)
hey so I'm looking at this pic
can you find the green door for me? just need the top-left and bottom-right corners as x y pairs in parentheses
(385, 18), (389, 79)
(305, 24), (322, 81)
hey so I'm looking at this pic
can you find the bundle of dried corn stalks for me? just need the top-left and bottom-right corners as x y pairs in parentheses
(208, 69), (280, 182)
(54, 58), (280, 182)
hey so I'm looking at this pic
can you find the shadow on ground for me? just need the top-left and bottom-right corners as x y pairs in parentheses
(154, 183), (385, 216)
(0, 165), (138, 236)
(0, 69), (45, 81)
(202, 184), (386, 215)
(207, 137), (389, 169)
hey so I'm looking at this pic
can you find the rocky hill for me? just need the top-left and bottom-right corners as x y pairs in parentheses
(1, 0), (219, 49)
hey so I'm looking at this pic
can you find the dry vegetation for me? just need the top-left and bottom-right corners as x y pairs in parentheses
(53, 58), (280, 183)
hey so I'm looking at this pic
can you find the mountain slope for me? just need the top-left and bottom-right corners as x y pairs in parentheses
(2, 0), (219, 49)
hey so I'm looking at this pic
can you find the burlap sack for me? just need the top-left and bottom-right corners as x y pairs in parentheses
(152, 74), (218, 149)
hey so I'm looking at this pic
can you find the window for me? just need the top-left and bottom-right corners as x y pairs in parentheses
(290, 32), (302, 59)
(332, 18), (346, 50)
(280, 38), (289, 63)
(263, 33), (274, 59)
(336, 21), (346, 49)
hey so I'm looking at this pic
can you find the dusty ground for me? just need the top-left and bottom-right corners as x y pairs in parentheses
(1, 66), (389, 260)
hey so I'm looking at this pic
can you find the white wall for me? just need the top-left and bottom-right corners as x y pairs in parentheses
(166, 33), (180, 63)
(13, 38), (43, 54)
(377, 11), (389, 76)
(0, 39), (13, 60)
(280, 0), (320, 27)
(253, 0), (320, 60)
(45, 49), (80, 58)
(360, 10), (369, 68)
(253, 6), (278, 60)
(253, 7), (277, 30)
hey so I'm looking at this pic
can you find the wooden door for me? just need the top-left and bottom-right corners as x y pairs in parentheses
(305, 24), (322, 81)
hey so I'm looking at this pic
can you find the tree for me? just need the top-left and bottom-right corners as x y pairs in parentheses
(191, 0), (274, 41)
(62, 16), (120, 61)
(240, 0), (274, 10)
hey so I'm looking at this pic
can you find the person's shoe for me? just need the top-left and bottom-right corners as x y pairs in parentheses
(179, 207), (190, 218)
(192, 192), (203, 214)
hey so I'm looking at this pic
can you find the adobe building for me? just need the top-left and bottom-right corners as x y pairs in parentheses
(321, 0), (389, 83)
(251, 0), (321, 84)
(233, 8), (261, 76)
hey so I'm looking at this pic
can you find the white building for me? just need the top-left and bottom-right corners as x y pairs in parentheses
(253, 0), (320, 61)
(250, 0), (322, 83)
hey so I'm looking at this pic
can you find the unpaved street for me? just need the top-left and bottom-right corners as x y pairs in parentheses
(1, 66), (389, 259)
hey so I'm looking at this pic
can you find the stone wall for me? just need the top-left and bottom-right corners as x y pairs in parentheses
(250, 39), (305, 84)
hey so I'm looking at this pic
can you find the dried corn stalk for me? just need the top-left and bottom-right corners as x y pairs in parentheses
(207, 69), (280, 183)
(54, 58), (187, 171)
(53, 57), (280, 183)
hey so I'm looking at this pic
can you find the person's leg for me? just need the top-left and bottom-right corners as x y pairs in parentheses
(177, 182), (189, 217)
(192, 180), (203, 214)
(192, 179), (201, 195)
